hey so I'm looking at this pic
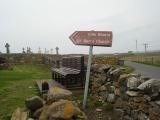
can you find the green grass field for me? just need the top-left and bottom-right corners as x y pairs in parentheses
(0, 65), (51, 120)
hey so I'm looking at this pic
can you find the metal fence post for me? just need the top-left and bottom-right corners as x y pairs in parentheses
(83, 46), (93, 109)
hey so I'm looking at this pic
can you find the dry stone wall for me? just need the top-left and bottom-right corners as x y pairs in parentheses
(0, 53), (62, 67)
(90, 64), (160, 120)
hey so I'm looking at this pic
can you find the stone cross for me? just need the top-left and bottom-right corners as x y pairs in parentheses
(55, 47), (59, 55)
(5, 43), (10, 54)
(22, 48), (25, 53)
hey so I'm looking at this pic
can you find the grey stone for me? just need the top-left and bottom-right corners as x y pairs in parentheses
(138, 79), (160, 93)
(25, 96), (43, 111)
(107, 93), (115, 103)
(127, 77), (141, 90)
(126, 91), (139, 97)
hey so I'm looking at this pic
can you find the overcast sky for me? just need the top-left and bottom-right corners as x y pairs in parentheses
(0, 0), (160, 54)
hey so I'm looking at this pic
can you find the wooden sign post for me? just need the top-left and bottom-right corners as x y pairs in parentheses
(69, 31), (113, 109)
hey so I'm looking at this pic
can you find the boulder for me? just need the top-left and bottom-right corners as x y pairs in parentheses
(137, 79), (160, 93)
(25, 96), (43, 111)
(11, 108), (28, 120)
(47, 87), (72, 103)
(127, 77), (141, 90)
(39, 99), (86, 120)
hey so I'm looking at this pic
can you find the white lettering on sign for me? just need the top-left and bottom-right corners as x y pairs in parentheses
(70, 31), (112, 46)
(88, 32), (111, 37)
(88, 33), (96, 37)
(98, 33), (107, 37)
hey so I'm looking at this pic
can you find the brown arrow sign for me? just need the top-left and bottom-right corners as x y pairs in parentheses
(69, 31), (113, 47)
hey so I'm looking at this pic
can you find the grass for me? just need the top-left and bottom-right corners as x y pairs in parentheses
(0, 64), (51, 120)
(122, 65), (134, 74)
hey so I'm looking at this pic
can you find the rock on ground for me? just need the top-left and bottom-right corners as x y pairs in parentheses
(47, 87), (72, 103)
(39, 99), (86, 120)
(25, 96), (43, 111)
(11, 108), (28, 120)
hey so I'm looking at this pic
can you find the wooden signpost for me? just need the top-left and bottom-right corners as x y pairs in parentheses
(69, 31), (113, 109)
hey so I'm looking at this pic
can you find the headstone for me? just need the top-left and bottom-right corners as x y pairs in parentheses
(5, 43), (10, 54)
(27, 47), (32, 54)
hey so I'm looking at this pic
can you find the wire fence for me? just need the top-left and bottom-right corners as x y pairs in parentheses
(124, 55), (160, 66)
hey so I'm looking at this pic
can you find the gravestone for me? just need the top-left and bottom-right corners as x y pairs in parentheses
(5, 43), (10, 54)
(22, 48), (25, 54)
(55, 47), (59, 55)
